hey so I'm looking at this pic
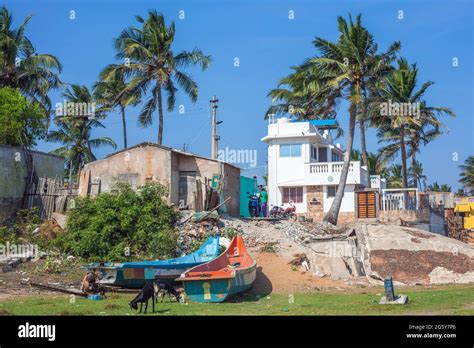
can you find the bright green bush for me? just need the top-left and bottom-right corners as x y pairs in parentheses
(57, 182), (179, 261)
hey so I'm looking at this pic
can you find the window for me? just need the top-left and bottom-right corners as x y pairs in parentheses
(280, 144), (301, 157)
(331, 151), (341, 162)
(311, 146), (318, 160)
(282, 187), (303, 203)
(327, 185), (343, 198)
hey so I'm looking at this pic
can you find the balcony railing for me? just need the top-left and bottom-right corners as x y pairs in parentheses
(309, 162), (354, 174)
(304, 161), (367, 186)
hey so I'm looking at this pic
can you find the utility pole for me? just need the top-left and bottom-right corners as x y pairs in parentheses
(210, 95), (219, 159)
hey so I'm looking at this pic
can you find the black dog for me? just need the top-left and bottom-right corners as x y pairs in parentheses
(153, 281), (181, 303)
(129, 282), (155, 314)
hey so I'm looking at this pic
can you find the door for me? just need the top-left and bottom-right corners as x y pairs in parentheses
(179, 171), (197, 209)
(357, 191), (377, 218)
(318, 147), (328, 162)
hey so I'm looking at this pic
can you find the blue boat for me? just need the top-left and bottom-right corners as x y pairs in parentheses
(86, 236), (220, 288)
(177, 235), (256, 302)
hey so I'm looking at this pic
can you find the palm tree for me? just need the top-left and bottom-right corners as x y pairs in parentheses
(47, 85), (116, 179)
(459, 156), (474, 195)
(350, 149), (389, 178)
(298, 14), (399, 224)
(427, 181), (451, 192)
(103, 11), (211, 145)
(408, 160), (427, 190)
(350, 149), (362, 161)
(387, 164), (403, 188)
(367, 152), (390, 178)
(371, 58), (455, 189)
(265, 66), (346, 137)
(0, 6), (62, 113)
(265, 66), (345, 138)
(93, 71), (140, 149)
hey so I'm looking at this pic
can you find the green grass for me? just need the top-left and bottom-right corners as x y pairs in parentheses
(1, 285), (473, 316)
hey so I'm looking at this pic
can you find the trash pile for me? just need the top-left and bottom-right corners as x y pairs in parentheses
(176, 211), (225, 254)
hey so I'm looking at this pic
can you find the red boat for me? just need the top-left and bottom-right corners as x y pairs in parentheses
(177, 235), (256, 302)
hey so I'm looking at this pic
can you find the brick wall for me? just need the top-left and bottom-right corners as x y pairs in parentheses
(305, 185), (324, 221)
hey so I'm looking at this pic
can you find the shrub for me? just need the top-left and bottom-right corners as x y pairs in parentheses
(0, 207), (41, 244)
(56, 182), (179, 261)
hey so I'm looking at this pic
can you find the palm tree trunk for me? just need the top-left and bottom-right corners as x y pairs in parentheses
(157, 85), (164, 145)
(410, 130), (418, 188)
(399, 124), (409, 209)
(121, 106), (128, 149)
(68, 160), (73, 185)
(400, 125), (408, 188)
(359, 117), (370, 188)
(323, 103), (357, 225)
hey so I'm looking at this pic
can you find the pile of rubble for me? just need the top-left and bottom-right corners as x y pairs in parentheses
(283, 220), (348, 245)
(175, 212), (474, 286)
(175, 213), (224, 253)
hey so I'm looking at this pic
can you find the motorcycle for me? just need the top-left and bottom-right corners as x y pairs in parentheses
(247, 192), (260, 218)
(282, 201), (297, 220)
(269, 204), (286, 218)
(270, 201), (297, 220)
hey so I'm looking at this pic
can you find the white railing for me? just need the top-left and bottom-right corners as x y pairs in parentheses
(309, 162), (354, 174)
(381, 188), (418, 211)
(305, 161), (366, 186)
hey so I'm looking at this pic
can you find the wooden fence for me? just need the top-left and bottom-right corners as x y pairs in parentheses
(24, 177), (78, 220)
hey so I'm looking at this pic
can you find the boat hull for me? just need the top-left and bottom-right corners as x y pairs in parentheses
(178, 235), (257, 303)
(182, 265), (256, 303)
(97, 266), (193, 288)
(85, 236), (220, 288)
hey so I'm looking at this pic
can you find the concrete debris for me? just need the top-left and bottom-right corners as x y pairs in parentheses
(379, 295), (409, 305)
(174, 212), (474, 285)
(51, 212), (67, 230)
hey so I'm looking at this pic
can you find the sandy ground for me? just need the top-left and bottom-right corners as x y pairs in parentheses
(0, 250), (361, 299)
(249, 251), (350, 294)
(0, 258), (83, 300)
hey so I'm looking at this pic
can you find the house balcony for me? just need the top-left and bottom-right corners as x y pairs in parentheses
(304, 161), (368, 186)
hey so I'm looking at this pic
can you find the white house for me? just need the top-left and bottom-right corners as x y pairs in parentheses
(262, 117), (375, 223)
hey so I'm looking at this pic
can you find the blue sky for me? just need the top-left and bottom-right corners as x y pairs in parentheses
(6, 0), (474, 190)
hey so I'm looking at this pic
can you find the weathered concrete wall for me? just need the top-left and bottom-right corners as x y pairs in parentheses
(79, 144), (171, 198)
(378, 209), (430, 222)
(171, 152), (240, 216)
(78, 143), (241, 216)
(0, 145), (64, 221)
(362, 224), (474, 284)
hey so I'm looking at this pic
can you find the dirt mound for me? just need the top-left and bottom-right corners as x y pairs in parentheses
(250, 252), (348, 294)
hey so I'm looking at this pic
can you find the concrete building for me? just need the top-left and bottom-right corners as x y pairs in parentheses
(262, 117), (369, 223)
(78, 142), (241, 216)
(0, 145), (64, 221)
